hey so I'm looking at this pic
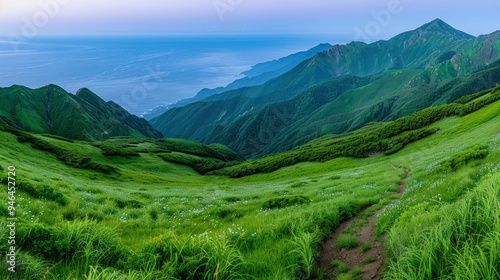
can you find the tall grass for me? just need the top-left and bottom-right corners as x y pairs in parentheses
(383, 172), (500, 279)
(289, 231), (321, 278)
(140, 231), (245, 279)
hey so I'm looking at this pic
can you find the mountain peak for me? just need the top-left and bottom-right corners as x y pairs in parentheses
(417, 18), (474, 40)
(76, 87), (106, 103)
(427, 18), (448, 27)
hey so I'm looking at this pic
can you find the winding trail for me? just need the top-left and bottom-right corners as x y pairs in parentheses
(317, 168), (409, 279)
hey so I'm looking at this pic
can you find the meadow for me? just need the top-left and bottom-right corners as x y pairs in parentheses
(0, 87), (499, 279)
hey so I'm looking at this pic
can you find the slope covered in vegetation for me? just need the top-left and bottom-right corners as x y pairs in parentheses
(0, 85), (162, 141)
(0, 85), (499, 279)
(151, 20), (500, 157)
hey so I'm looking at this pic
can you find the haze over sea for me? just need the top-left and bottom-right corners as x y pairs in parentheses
(0, 35), (342, 115)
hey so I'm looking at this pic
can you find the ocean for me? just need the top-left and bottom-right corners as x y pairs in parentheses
(0, 35), (335, 115)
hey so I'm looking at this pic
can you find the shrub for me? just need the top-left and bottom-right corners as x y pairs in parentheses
(438, 145), (489, 172)
(210, 207), (244, 220)
(222, 196), (242, 202)
(86, 186), (104, 194)
(19, 181), (68, 205)
(114, 198), (127, 209)
(262, 195), (311, 210)
(148, 208), (159, 221)
(126, 199), (143, 209)
(158, 152), (236, 174)
(99, 141), (140, 157)
(289, 182), (306, 188)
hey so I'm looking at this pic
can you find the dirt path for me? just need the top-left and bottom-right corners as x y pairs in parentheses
(317, 168), (409, 279)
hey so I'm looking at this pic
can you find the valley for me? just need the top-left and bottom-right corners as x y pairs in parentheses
(1, 84), (499, 279)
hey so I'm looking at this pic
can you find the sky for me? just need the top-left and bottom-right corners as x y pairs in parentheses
(0, 0), (499, 41)
(1, 0), (500, 115)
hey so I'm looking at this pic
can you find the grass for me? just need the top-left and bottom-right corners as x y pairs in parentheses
(1, 87), (500, 278)
(336, 235), (358, 250)
(331, 259), (348, 273)
(290, 231), (321, 278)
(337, 266), (363, 280)
(360, 243), (372, 253)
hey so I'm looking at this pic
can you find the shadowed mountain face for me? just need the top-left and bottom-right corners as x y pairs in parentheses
(0, 85), (163, 141)
(151, 19), (500, 158)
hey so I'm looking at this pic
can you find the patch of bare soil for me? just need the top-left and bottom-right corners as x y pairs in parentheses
(317, 169), (409, 279)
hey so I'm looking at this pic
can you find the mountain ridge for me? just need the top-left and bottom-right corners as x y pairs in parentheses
(151, 19), (500, 157)
(0, 85), (163, 141)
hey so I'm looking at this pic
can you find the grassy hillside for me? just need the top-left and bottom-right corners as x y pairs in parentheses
(211, 85), (500, 177)
(0, 85), (499, 279)
(0, 85), (162, 141)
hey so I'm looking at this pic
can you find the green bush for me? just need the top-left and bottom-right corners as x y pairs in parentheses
(438, 145), (489, 172)
(99, 140), (140, 157)
(158, 152), (235, 174)
(262, 195), (311, 210)
(19, 181), (68, 205)
(17, 223), (69, 260)
(148, 208), (159, 221)
(114, 198), (127, 209)
(210, 207), (244, 220)
(289, 182), (307, 188)
(222, 196), (242, 202)
(157, 139), (241, 162)
(126, 199), (143, 209)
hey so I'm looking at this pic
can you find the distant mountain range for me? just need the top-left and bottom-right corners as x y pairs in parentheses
(2, 19), (499, 157)
(142, 43), (332, 120)
(150, 19), (500, 158)
(0, 85), (162, 141)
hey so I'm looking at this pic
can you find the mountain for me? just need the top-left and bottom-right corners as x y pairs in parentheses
(142, 43), (332, 120)
(151, 19), (500, 157)
(0, 85), (163, 141)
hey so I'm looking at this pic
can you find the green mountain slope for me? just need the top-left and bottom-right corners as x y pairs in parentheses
(1, 84), (499, 279)
(255, 60), (500, 157)
(0, 85), (163, 141)
(211, 85), (500, 177)
(151, 19), (500, 157)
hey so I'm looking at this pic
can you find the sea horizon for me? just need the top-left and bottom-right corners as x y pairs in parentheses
(0, 34), (346, 115)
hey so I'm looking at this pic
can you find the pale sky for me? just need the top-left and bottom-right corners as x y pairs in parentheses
(0, 0), (499, 40)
